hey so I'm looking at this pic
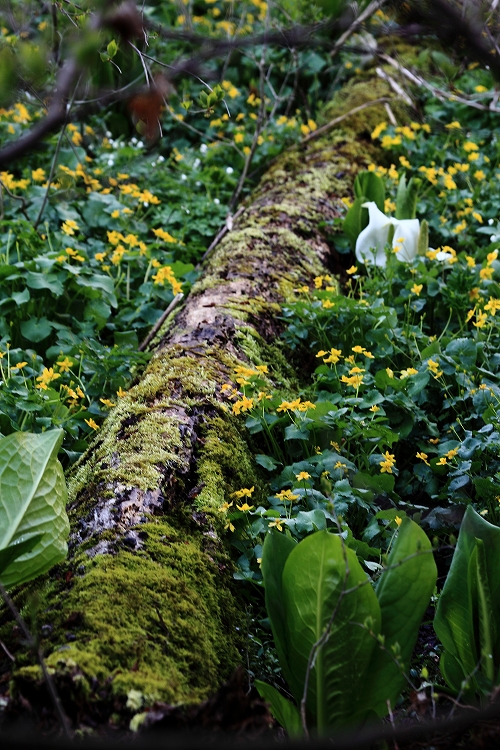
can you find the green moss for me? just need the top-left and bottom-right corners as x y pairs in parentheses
(195, 415), (265, 515)
(15, 522), (242, 706)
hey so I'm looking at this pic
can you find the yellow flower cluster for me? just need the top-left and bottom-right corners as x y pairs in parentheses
(276, 398), (316, 412)
(151, 265), (183, 295)
(380, 451), (396, 474)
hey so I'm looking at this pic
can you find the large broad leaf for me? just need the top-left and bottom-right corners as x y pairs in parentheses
(356, 517), (437, 718)
(354, 171), (385, 210)
(0, 534), (43, 575)
(254, 680), (302, 738)
(281, 531), (380, 732)
(343, 196), (369, 250)
(470, 539), (495, 683)
(261, 531), (297, 693)
(434, 506), (500, 693)
(20, 316), (53, 343)
(0, 430), (69, 588)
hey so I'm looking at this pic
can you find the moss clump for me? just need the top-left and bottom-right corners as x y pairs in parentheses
(195, 414), (265, 516)
(15, 521), (242, 706)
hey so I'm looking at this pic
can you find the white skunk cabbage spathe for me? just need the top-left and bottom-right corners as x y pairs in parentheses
(355, 202), (420, 267)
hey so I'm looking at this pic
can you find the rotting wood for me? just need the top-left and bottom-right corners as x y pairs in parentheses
(0, 76), (394, 729)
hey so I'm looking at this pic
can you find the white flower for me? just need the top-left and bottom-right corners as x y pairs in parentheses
(193, 158), (201, 168)
(180, 174), (187, 181)
(226, 167), (234, 174)
(200, 144), (208, 154)
(157, 155), (165, 163)
(214, 198), (220, 205)
(355, 202), (420, 267)
(435, 249), (453, 261)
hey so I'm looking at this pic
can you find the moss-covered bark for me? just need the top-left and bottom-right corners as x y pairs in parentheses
(0, 78), (391, 725)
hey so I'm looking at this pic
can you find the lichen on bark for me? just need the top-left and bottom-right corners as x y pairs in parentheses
(0, 78), (389, 721)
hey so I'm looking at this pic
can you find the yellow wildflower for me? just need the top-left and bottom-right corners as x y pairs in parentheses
(296, 471), (311, 481)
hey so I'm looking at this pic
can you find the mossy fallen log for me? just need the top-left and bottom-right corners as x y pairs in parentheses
(0, 78), (391, 728)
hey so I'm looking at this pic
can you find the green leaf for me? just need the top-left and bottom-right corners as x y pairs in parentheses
(114, 330), (139, 348)
(281, 531), (380, 732)
(472, 539), (495, 683)
(435, 507), (500, 693)
(20, 316), (53, 342)
(254, 681), (303, 738)
(0, 430), (69, 588)
(261, 531), (298, 695)
(343, 196), (369, 249)
(107, 39), (118, 58)
(353, 472), (395, 495)
(26, 271), (64, 296)
(357, 518), (437, 718)
(12, 288), (30, 306)
(0, 534), (43, 575)
(445, 338), (477, 368)
(255, 454), (280, 471)
(354, 171), (385, 210)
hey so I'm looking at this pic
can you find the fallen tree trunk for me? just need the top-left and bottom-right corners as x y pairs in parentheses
(1, 77), (392, 728)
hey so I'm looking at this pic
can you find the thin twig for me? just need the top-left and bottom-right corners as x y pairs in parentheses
(200, 206), (245, 262)
(0, 582), (73, 738)
(330, 0), (386, 59)
(379, 52), (500, 113)
(138, 293), (184, 351)
(0, 179), (29, 221)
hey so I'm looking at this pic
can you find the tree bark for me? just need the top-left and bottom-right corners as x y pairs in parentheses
(0, 77), (391, 728)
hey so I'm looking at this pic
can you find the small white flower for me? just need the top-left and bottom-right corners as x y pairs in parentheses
(143, 202), (149, 207)
(226, 167), (234, 174)
(158, 155), (165, 163)
(137, 141), (144, 149)
(488, 218), (495, 225)
(107, 159), (114, 167)
(193, 158), (201, 168)
(195, 181), (201, 186)
(151, 161), (156, 167)
(214, 198), (220, 205)
(180, 174), (187, 181)
(185, 209), (190, 214)
(131, 137), (138, 145)
(200, 144), (208, 154)
(106, 130), (112, 137)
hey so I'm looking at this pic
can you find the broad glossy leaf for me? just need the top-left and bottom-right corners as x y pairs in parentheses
(356, 518), (437, 718)
(261, 531), (297, 693)
(0, 534), (43, 575)
(354, 171), (385, 210)
(343, 196), (369, 249)
(254, 680), (302, 738)
(20, 316), (53, 342)
(471, 540), (495, 683)
(25, 271), (64, 297)
(0, 430), (69, 588)
(435, 507), (500, 692)
(282, 531), (380, 732)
